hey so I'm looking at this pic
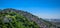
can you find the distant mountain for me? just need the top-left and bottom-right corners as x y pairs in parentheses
(50, 19), (60, 27)
(44, 19), (60, 28)
(44, 19), (60, 22)
(0, 8), (57, 28)
(50, 19), (60, 22)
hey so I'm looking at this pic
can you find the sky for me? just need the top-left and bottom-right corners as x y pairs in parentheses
(0, 0), (60, 19)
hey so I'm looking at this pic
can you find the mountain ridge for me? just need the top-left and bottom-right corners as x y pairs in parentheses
(0, 8), (57, 28)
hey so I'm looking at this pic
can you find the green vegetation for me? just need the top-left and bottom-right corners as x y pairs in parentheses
(0, 12), (40, 28)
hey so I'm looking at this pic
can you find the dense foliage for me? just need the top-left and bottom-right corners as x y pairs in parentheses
(0, 11), (40, 28)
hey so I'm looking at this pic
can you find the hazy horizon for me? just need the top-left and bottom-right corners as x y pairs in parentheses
(0, 0), (60, 19)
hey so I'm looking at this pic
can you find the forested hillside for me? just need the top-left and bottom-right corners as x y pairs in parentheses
(0, 8), (40, 28)
(0, 8), (57, 28)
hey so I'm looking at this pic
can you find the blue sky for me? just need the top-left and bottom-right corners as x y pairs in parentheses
(0, 0), (60, 19)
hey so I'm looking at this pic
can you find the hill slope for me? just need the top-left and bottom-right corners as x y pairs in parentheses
(0, 8), (57, 28)
(0, 8), (40, 28)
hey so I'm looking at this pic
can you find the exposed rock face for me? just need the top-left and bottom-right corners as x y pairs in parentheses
(0, 8), (57, 28)
(3, 17), (13, 23)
